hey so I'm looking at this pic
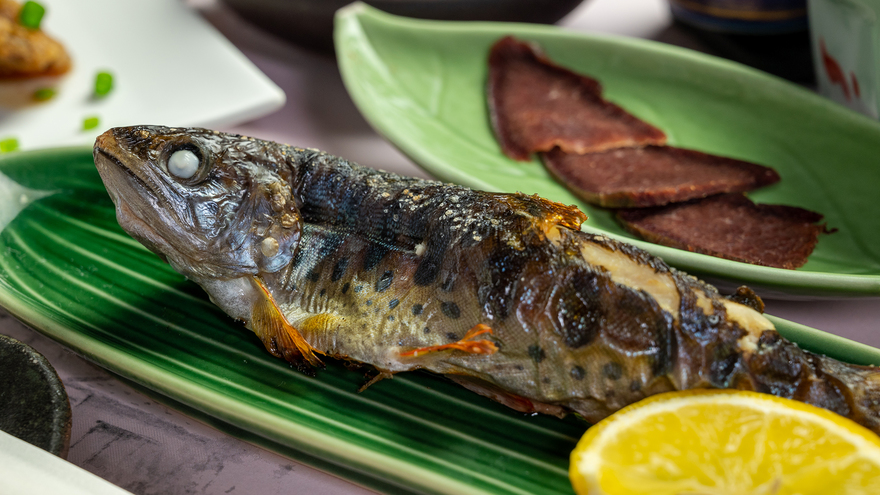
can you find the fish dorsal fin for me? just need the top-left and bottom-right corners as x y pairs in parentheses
(250, 276), (324, 374)
(501, 193), (587, 232)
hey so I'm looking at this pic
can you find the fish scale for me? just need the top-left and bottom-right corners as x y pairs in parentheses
(94, 125), (880, 434)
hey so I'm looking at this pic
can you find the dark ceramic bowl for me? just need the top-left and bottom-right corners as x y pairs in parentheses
(0, 334), (71, 458)
(222, 0), (586, 52)
(669, 0), (808, 34)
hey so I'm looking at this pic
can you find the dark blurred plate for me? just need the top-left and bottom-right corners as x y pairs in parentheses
(222, 0), (586, 52)
(669, 0), (807, 34)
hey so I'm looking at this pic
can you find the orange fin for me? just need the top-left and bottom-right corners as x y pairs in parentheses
(251, 276), (324, 374)
(400, 324), (498, 358)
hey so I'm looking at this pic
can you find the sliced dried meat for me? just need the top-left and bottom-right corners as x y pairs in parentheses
(487, 36), (666, 161)
(616, 193), (828, 269)
(542, 145), (781, 208)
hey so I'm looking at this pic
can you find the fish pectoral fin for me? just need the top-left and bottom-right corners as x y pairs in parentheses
(400, 324), (498, 358)
(297, 313), (343, 335)
(251, 276), (324, 373)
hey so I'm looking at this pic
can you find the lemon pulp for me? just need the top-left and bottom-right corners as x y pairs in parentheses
(570, 390), (880, 495)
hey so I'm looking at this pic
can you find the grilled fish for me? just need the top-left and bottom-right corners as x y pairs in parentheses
(94, 126), (880, 433)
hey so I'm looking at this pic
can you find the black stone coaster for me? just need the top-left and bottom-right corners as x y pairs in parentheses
(0, 333), (71, 458)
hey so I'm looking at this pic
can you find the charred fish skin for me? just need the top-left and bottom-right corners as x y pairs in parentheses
(94, 126), (880, 433)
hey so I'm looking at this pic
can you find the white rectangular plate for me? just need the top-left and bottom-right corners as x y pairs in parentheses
(0, 0), (285, 150)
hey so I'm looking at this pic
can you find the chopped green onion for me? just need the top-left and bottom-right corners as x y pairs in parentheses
(82, 116), (100, 130)
(94, 71), (113, 97)
(18, 1), (45, 29)
(32, 87), (56, 101)
(0, 137), (19, 153)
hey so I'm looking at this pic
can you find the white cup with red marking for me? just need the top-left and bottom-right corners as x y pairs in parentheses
(808, 0), (879, 118)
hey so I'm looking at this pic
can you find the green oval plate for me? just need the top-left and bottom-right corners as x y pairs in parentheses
(1, 146), (880, 494)
(334, 3), (880, 299)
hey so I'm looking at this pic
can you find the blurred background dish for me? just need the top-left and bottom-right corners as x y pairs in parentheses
(221, 0), (587, 53)
(0, 0), (284, 152)
(0, 428), (135, 494)
(667, 0), (814, 82)
(669, 0), (808, 33)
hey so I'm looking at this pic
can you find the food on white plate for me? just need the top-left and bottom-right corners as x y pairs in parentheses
(0, 0), (70, 79)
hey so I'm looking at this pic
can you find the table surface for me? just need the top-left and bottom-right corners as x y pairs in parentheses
(2, 0), (879, 493)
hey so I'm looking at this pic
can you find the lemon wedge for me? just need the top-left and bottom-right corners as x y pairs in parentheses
(570, 390), (880, 494)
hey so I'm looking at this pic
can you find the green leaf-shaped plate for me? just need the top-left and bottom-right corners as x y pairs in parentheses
(2, 146), (880, 494)
(335, 3), (880, 298)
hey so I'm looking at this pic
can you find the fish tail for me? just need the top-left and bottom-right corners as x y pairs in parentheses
(742, 329), (880, 433)
(806, 357), (880, 434)
(854, 370), (880, 431)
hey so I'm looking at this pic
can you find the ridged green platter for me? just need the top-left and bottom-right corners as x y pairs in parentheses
(335, 3), (880, 299)
(2, 145), (880, 494)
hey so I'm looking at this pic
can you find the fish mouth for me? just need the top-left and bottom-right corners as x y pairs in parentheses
(94, 132), (158, 204)
(93, 130), (174, 261)
(95, 148), (137, 202)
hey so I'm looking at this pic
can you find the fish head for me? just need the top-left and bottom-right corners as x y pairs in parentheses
(94, 125), (302, 280)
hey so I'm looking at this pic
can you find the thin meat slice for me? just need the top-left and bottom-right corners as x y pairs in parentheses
(542, 146), (781, 208)
(487, 36), (666, 161)
(616, 193), (828, 269)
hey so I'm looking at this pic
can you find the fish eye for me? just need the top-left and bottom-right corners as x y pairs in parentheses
(168, 148), (201, 179)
